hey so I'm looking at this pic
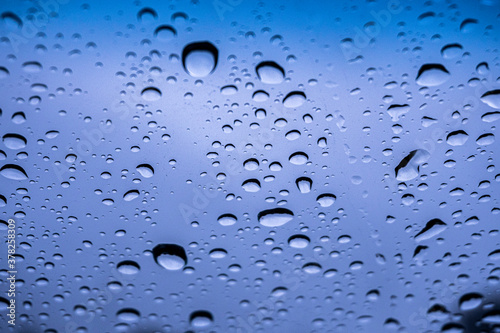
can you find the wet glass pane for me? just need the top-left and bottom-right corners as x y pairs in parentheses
(0, 0), (499, 332)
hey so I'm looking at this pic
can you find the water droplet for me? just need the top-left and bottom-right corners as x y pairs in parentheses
(296, 177), (312, 193)
(458, 293), (483, 311)
(460, 18), (478, 33)
(480, 90), (500, 109)
(136, 164), (154, 178)
(123, 190), (139, 201)
(190, 310), (213, 328)
(182, 41), (218, 78)
(243, 158), (259, 171)
(476, 133), (495, 146)
(288, 234), (310, 248)
(289, 152), (308, 165)
(252, 90), (269, 102)
(3, 134), (27, 150)
(221, 85), (238, 95)
(415, 219), (447, 242)
(242, 179), (261, 192)
(22, 61), (42, 73)
(141, 87), (162, 101)
(441, 43), (463, 59)
(154, 25), (176, 41)
(316, 193), (336, 207)
(137, 7), (158, 23)
(218, 214), (237, 226)
(117, 308), (140, 323)
(283, 91), (306, 108)
(209, 248), (227, 259)
(387, 104), (410, 121)
(117, 260), (140, 275)
(285, 130), (301, 141)
(303, 262), (322, 274)
(446, 130), (469, 146)
(0, 164), (28, 180)
(1, 12), (22, 29)
(395, 149), (430, 181)
(152, 244), (187, 271)
(416, 64), (450, 86)
(258, 208), (294, 227)
(482, 111), (500, 122)
(256, 61), (285, 84)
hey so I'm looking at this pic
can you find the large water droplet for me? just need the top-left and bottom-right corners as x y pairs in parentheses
(415, 219), (447, 242)
(283, 91), (306, 108)
(3, 134), (26, 150)
(416, 64), (450, 86)
(395, 149), (430, 181)
(242, 179), (261, 192)
(296, 177), (312, 193)
(117, 260), (140, 275)
(0, 164), (28, 180)
(190, 310), (213, 328)
(316, 193), (336, 207)
(446, 130), (469, 146)
(258, 208), (294, 227)
(182, 41), (218, 78)
(480, 90), (500, 109)
(289, 152), (308, 165)
(152, 244), (187, 271)
(476, 133), (495, 146)
(256, 61), (285, 84)
(123, 190), (140, 201)
(458, 293), (483, 311)
(288, 234), (310, 248)
(117, 308), (140, 323)
(218, 214), (237, 226)
(441, 43), (463, 59)
(141, 87), (162, 101)
(136, 164), (154, 178)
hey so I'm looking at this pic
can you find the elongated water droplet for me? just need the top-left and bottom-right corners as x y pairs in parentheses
(416, 64), (450, 86)
(258, 208), (294, 227)
(0, 164), (28, 180)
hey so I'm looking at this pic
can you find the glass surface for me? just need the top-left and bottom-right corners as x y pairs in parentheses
(0, 0), (499, 332)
